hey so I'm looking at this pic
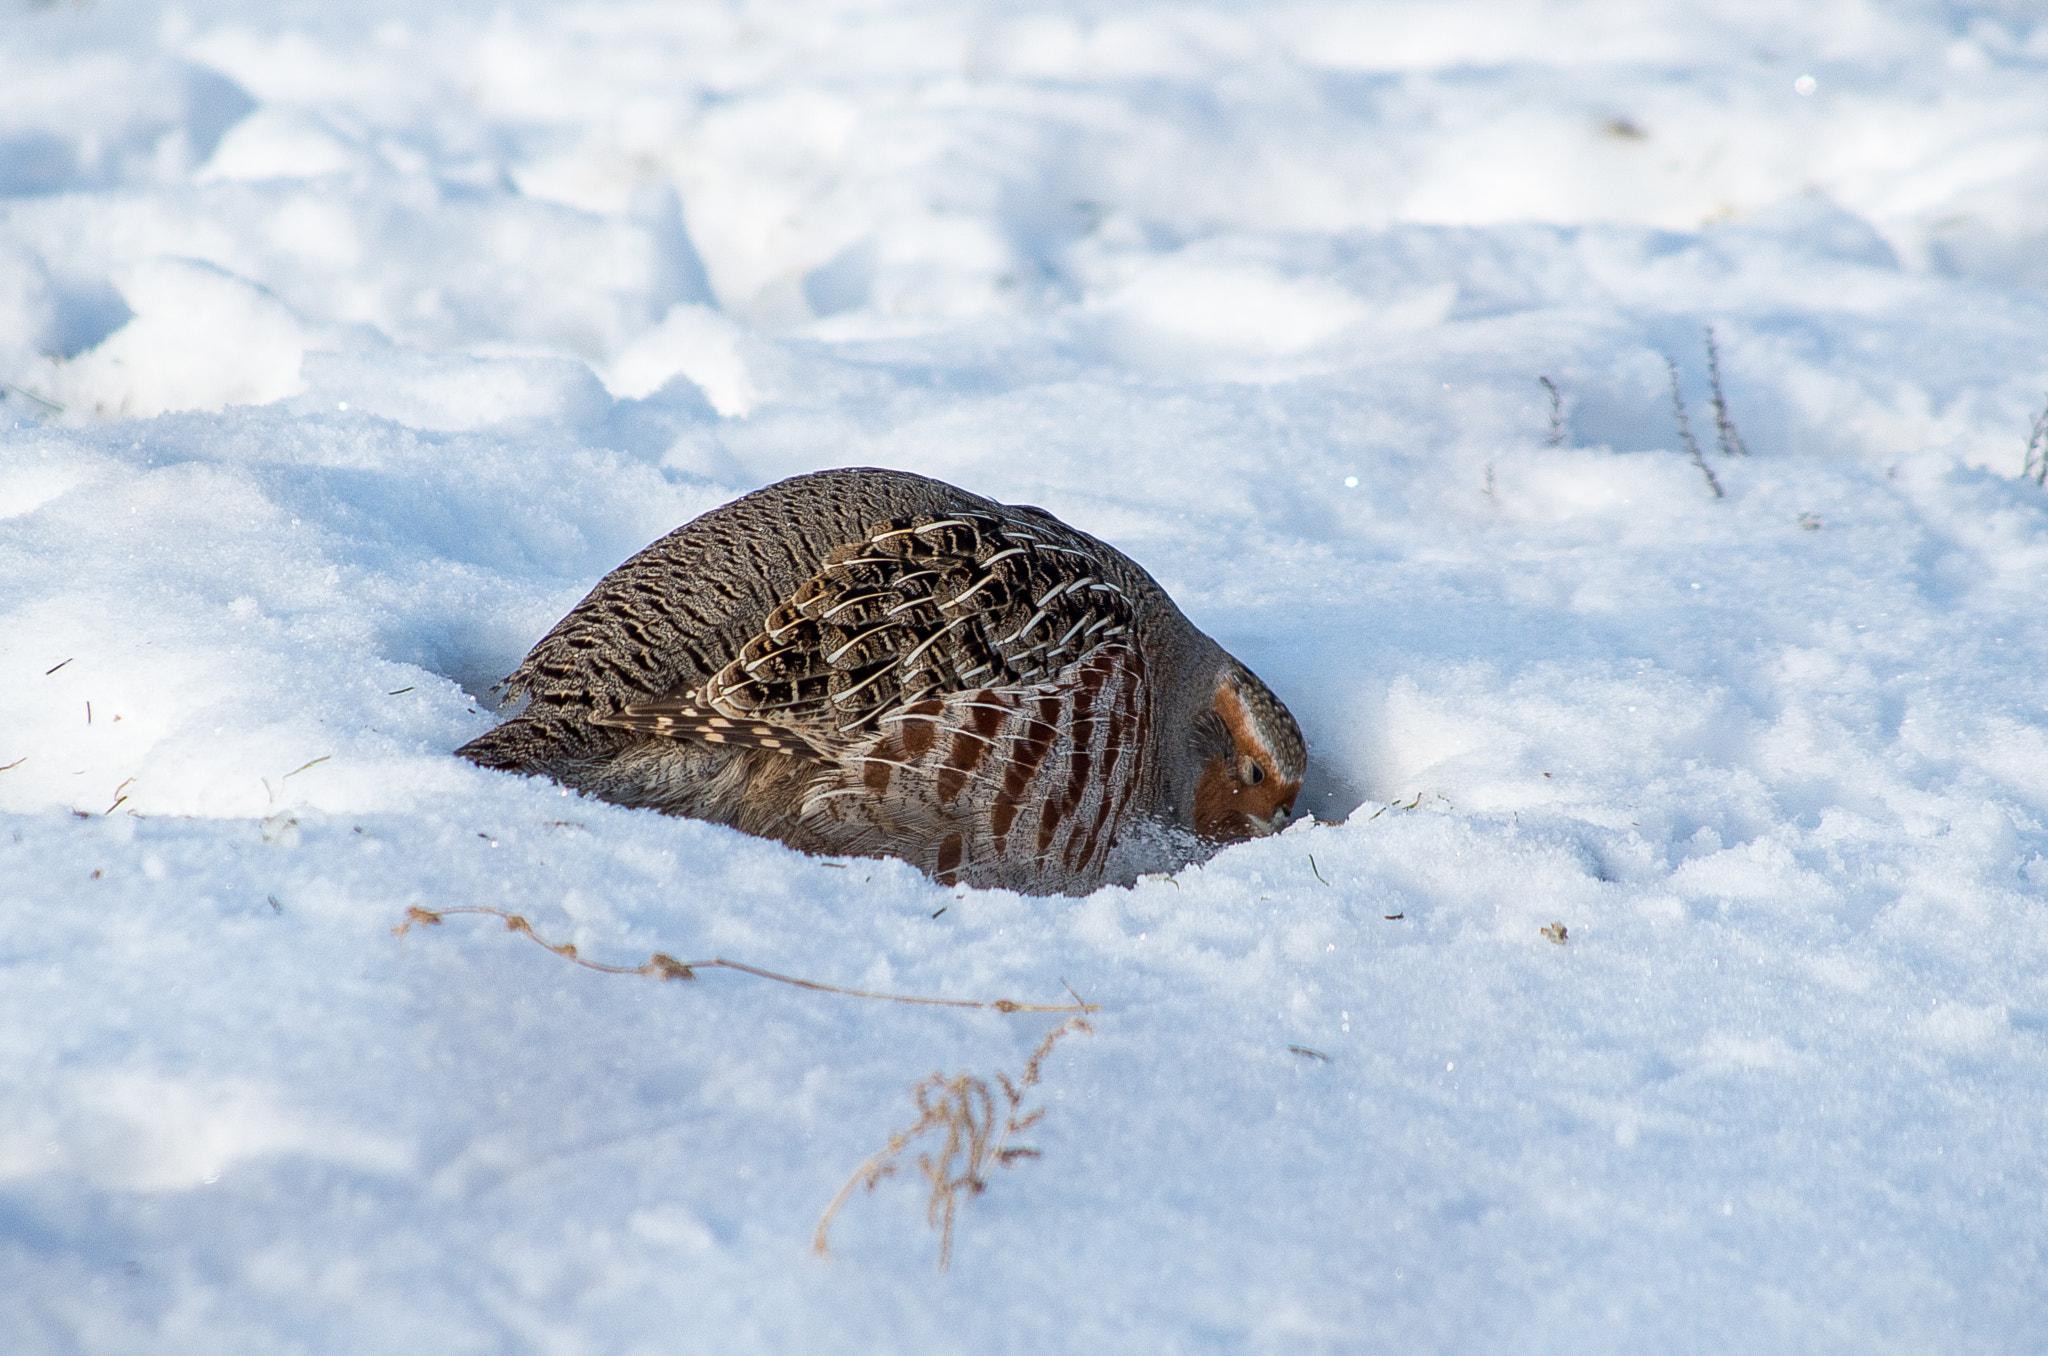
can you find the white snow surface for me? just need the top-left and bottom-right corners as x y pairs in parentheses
(6, 0), (2048, 1350)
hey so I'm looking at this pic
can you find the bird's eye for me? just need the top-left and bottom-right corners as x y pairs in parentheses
(1242, 757), (1265, 785)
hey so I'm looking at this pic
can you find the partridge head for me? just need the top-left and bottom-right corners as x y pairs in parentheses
(1187, 660), (1306, 842)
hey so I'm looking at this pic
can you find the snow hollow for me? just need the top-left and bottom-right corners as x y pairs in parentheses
(5, 1), (2048, 1351)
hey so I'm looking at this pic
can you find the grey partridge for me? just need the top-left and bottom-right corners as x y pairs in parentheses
(458, 467), (1305, 894)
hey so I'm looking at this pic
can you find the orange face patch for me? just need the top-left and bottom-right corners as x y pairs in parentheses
(1192, 685), (1303, 841)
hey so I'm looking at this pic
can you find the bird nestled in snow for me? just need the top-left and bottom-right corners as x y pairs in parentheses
(458, 467), (1305, 894)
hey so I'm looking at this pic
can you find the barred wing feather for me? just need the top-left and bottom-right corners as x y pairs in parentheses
(806, 642), (1151, 887)
(592, 510), (1151, 887)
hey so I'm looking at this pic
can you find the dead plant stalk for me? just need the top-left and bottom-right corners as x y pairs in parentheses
(813, 1015), (1093, 1270)
(2025, 394), (2048, 485)
(392, 905), (1097, 1015)
(1666, 356), (1724, 499)
(1703, 326), (1748, 458)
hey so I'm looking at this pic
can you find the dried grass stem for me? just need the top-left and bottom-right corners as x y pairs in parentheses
(393, 905), (1097, 1014)
(814, 1015), (1093, 1270)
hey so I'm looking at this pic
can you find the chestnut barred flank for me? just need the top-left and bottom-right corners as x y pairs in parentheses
(459, 468), (1304, 894)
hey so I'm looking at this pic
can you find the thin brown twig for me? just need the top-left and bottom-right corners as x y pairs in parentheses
(392, 905), (1099, 1014)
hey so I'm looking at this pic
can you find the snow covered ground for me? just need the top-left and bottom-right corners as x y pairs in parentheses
(6, 0), (2048, 1349)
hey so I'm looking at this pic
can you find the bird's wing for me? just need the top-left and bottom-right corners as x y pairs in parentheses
(801, 639), (1153, 888)
(592, 510), (1137, 753)
(590, 510), (1150, 886)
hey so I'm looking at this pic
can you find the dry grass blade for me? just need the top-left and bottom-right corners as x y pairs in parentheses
(3, 380), (63, 415)
(1703, 327), (1748, 457)
(814, 1015), (1093, 1270)
(2024, 395), (2048, 486)
(1538, 375), (1566, 447)
(1666, 356), (1724, 499)
(392, 905), (1098, 1014)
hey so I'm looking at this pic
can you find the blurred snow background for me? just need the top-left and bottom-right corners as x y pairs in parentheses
(5, 0), (2048, 1351)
